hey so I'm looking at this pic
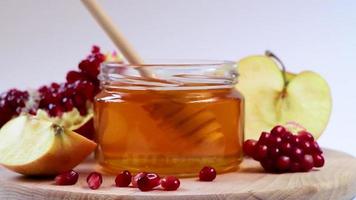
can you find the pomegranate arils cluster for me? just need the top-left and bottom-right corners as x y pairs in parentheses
(0, 89), (29, 127)
(0, 46), (105, 131)
(38, 46), (104, 118)
(243, 125), (325, 173)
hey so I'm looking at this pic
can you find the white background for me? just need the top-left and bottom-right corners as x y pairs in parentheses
(0, 0), (355, 156)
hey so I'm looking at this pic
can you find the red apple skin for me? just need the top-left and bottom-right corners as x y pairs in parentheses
(74, 119), (95, 140)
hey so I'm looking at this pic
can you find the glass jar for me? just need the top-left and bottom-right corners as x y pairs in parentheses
(94, 60), (244, 177)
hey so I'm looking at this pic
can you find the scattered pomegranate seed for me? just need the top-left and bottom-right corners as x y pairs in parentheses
(132, 172), (160, 190)
(115, 170), (132, 187)
(243, 125), (325, 173)
(136, 172), (160, 191)
(132, 172), (147, 188)
(160, 176), (180, 191)
(199, 166), (216, 181)
(54, 170), (79, 185)
(87, 172), (103, 190)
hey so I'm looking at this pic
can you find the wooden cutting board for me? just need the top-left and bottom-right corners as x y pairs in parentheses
(0, 149), (355, 200)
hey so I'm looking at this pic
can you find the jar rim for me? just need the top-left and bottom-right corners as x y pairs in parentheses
(99, 59), (238, 90)
(102, 59), (236, 68)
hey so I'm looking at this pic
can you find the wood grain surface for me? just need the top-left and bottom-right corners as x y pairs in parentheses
(0, 149), (355, 200)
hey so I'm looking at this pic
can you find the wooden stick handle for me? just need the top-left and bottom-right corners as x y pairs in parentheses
(81, 0), (154, 76)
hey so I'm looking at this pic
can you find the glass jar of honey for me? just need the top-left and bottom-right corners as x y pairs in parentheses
(94, 60), (244, 177)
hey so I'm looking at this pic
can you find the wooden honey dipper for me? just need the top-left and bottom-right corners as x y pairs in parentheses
(81, 0), (224, 146)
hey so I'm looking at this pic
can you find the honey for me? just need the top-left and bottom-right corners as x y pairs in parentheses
(94, 61), (244, 177)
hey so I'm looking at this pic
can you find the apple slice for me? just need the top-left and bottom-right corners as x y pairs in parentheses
(235, 51), (332, 140)
(0, 115), (97, 176)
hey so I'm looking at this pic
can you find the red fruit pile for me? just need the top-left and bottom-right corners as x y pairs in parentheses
(243, 125), (325, 173)
(0, 46), (107, 139)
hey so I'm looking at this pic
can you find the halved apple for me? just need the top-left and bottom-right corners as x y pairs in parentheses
(235, 52), (332, 140)
(0, 115), (97, 176)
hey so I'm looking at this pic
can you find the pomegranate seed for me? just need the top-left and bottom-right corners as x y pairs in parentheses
(268, 147), (280, 159)
(199, 166), (216, 181)
(290, 135), (301, 146)
(73, 94), (86, 108)
(243, 139), (257, 157)
(92, 45), (100, 53)
(51, 82), (60, 90)
(253, 144), (268, 161)
(132, 172), (147, 188)
(290, 162), (301, 172)
(258, 132), (271, 144)
(276, 156), (291, 171)
(62, 97), (74, 111)
(301, 154), (314, 172)
(300, 141), (312, 153)
(260, 159), (275, 172)
(298, 131), (314, 142)
(280, 142), (292, 154)
(87, 172), (102, 190)
(136, 172), (160, 191)
(66, 71), (87, 83)
(115, 170), (132, 187)
(94, 53), (105, 62)
(310, 141), (323, 154)
(54, 170), (79, 185)
(283, 131), (293, 140)
(79, 60), (99, 79)
(290, 147), (304, 161)
(313, 154), (325, 168)
(271, 125), (286, 136)
(48, 103), (63, 117)
(161, 176), (180, 191)
(269, 136), (283, 147)
(74, 80), (94, 100)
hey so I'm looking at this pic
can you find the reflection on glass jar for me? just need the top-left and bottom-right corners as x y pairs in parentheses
(94, 60), (244, 177)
